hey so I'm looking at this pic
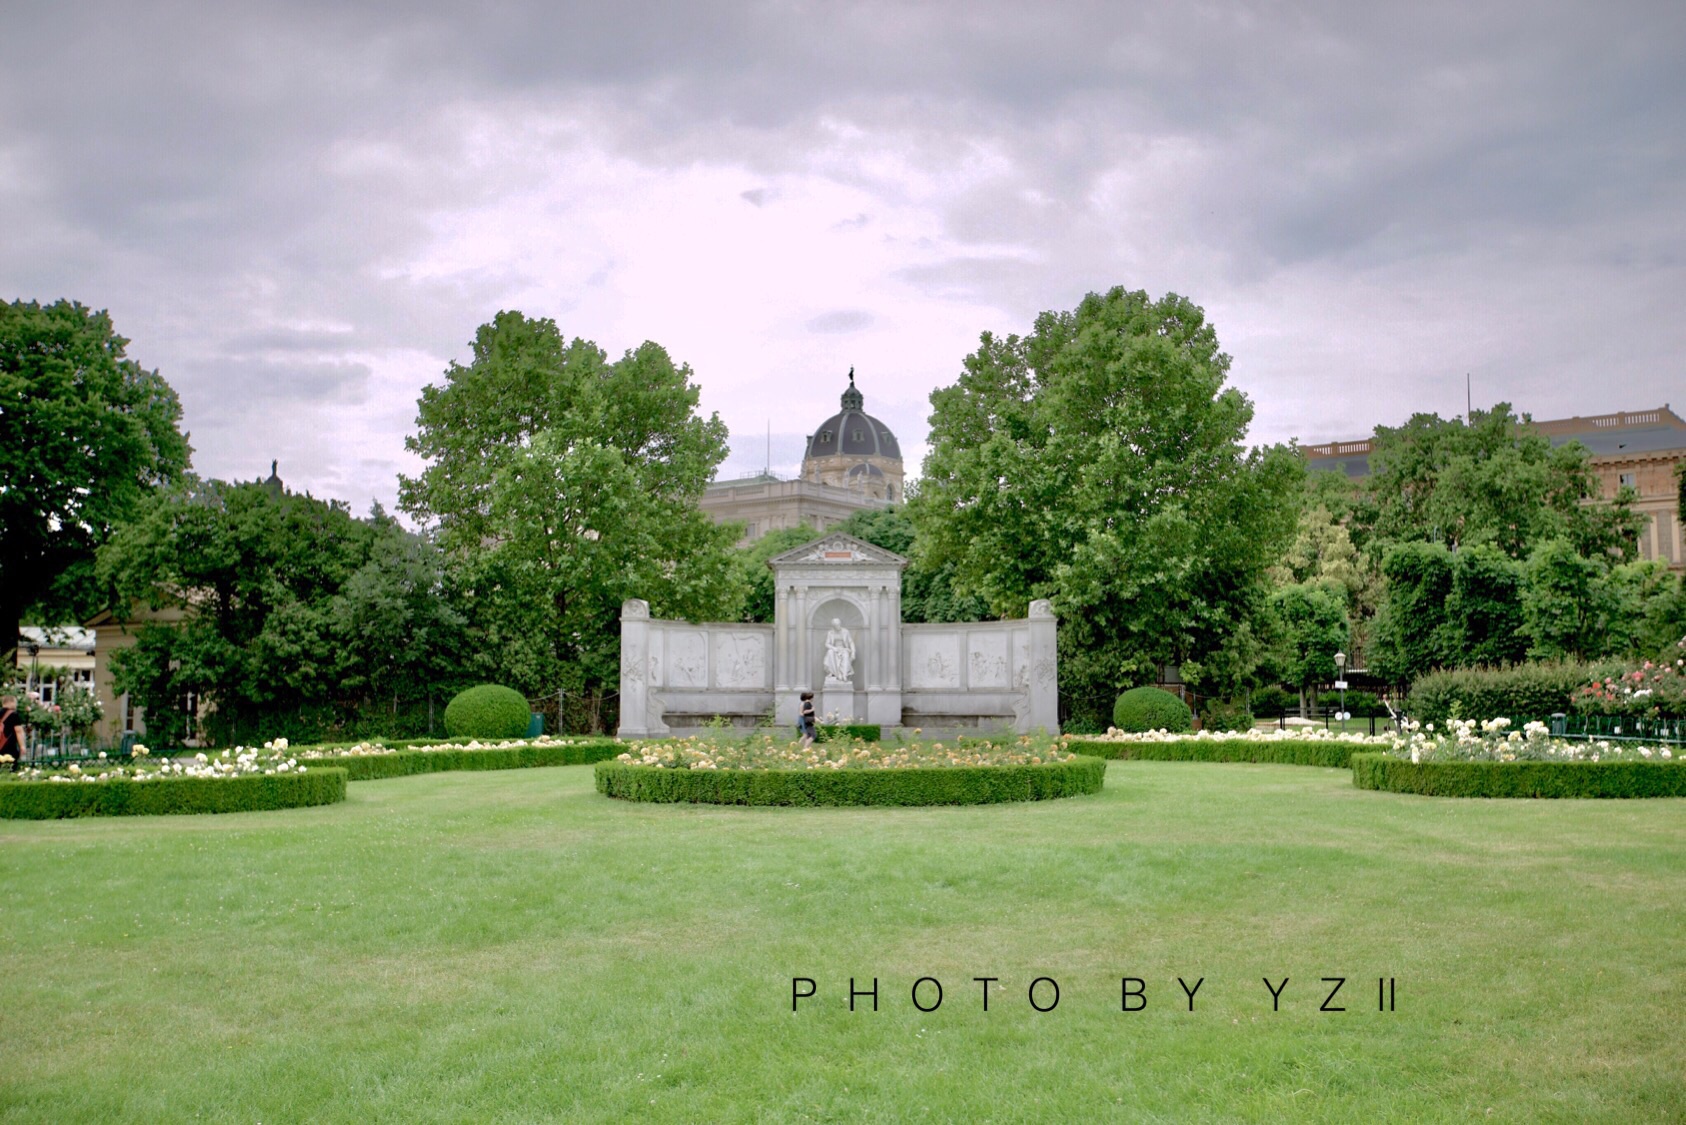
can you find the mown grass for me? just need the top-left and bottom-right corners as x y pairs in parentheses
(2, 761), (1682, 1123)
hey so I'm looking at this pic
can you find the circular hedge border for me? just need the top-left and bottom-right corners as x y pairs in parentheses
(594, 755), (1106, 806)
(0, 767), (349, 820)
(1065, 737), (1358, 769)
(1350, 753), (1686, 799)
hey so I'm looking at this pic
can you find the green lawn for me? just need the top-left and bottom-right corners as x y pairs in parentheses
(2, 762), (1682, 1123)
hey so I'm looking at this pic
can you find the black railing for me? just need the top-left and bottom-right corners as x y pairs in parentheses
(1549, 714), (1686, 746)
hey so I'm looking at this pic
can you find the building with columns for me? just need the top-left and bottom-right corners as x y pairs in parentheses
(698, 370), (904, 545)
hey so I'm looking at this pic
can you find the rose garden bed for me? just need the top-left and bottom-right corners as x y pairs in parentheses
(1064, 727), (1383, 769)
(0, 746), (347, 819)
(1068, 718), (1686, 798)
(295, 735), (624, 779)
(595, 735), (1106, 806)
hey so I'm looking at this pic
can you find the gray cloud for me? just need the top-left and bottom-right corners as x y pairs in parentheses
(805, 309), (874, 334)
(2, 0), (1683, 511)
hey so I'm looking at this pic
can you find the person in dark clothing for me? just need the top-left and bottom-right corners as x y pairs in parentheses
(798, 691), (817, 746)
(0, 695), (26, 771)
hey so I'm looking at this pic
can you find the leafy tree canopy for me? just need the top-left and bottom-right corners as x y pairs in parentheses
(1356, 404), (1642, 561)
(97, 480), (465, 745)
(911, 286), (1302, 725)
(1269, 581), (1350, 710)
(0, 299), (190, 653)
(399, 312), (741, 729)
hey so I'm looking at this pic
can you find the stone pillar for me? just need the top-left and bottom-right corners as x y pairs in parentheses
(795, 588), (810, 690)
(774, 585), (790, 691)
(1022, 599), (1059, 734)
(617, 599), (664, 738)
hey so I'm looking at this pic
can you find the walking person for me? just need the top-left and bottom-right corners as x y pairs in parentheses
(0, 694), (27, 771)
(798, 691), (817, 747)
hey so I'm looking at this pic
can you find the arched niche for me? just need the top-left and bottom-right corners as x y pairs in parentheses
(809, 596), (865, 691)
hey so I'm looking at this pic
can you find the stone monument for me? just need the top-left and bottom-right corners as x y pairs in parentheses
(617, 531), (1058, 736)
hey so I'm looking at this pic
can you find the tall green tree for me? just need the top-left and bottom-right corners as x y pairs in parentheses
(912, 287), (1302, 726)
(1520, 539), (1620, 662)
(1368, 542), (1456, 684)
(98, 479), (464, 744)
(0, 300), (190, 655)
(1270, 581), (1350, 716)
(1447, 544), (1529, 667)
(399, 312), (740, 729)
(1359, 404), (1642, 561)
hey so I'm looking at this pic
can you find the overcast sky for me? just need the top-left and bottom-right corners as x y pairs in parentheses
(4, 1), (1683, 514)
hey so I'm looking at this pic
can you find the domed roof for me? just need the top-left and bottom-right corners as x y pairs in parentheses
(805, 370), (901, 460)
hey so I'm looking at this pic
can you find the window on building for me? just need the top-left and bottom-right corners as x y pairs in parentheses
(1619, 472), (1637, 489)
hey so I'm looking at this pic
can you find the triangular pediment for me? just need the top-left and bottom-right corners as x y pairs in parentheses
(767, 532), (909, 569)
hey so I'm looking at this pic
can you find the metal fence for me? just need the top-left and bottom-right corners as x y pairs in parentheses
(1548, 714), (1686, 746)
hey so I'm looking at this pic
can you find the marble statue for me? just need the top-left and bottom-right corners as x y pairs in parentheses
(823, 618), (856, 685)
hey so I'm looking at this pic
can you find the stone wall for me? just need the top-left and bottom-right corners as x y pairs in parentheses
(618, 600), (775, 737)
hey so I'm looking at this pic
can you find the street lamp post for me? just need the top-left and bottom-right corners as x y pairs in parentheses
(1334, 651), (1348, 728)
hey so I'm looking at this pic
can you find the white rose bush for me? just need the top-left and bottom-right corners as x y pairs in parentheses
(1064, 713), (1684, 798)
(598, 733), (1104, 807)
(0, 740), (347, 820)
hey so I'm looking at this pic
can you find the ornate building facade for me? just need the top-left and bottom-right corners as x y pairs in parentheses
(800, 369), (904, 501)
(1301, 405), (1686, 571)
(699, 371), (905, 545)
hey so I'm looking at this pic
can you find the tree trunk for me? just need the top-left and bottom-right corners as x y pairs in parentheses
(1298, 686), (1308, 719)
(0, 598), (20, 674)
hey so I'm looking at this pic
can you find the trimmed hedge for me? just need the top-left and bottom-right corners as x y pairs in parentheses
(1065, 738), (1357, 769)
(1351, 752), (1686, 799)
(1113, 687), (1193, 733)
(1408, 663), (1596, 725)
(312, 740), (622, 781)
(0, 768), (348, 820)
(817, 724), (881, 743)
(443, 685), (531, 740)
(595, 755), (1106, 806)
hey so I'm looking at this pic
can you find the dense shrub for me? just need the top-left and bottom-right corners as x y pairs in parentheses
(1112, 687), (1192, 733)
(0, 769), (348, 819)
(1066, 738), (1356, 769)
(1408, 663), (1598, 724)
(313, 742), (623, 779)
(1340, 690), (1389, 718)
(1249, 686), (1297, 718)
(443, 685), (531, 740)
(1198, 699), (1254, 733)
(303, 740), (624, 781)
(817, 724), (882, 743)
(595, 756), (1106, 806)
(1351, 753), (1686, 798)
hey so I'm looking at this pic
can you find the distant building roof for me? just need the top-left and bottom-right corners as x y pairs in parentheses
(18, 625), (95, 653)
(1302, 405), (1686, 478)
(805, 370), (902, 461)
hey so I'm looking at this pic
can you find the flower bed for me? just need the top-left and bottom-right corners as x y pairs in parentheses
(1352, 718), (1685, 798)
(1351, 754), (1686, 799)
(596, 736), (1105, 806)
(0, 745), (346, 819)
(295, 735), (623, 780)
(1065, 727), (1393, 769)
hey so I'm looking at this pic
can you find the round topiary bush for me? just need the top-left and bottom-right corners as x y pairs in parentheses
(1112, 686), (1193, 733)
(443, 685), (531, 740)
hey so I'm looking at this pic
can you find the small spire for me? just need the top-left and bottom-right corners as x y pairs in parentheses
(840, 368), (863, 411)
